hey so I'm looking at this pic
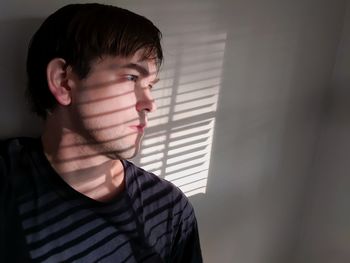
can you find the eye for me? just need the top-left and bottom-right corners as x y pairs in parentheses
(125, 74), (138, 82)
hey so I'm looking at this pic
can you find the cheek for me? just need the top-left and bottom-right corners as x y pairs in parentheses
(75, 93), (139, 131)
(76, 87), (137, 118)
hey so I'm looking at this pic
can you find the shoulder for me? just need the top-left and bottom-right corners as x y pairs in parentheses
(0, 138), (35, 261)
(0, 137), (38, 170)
(0, 137), (40, 183)
(0, 137), (22, 175)
(0, 136), (38, 155)
(123, 161), (201, 260)
(0, 137), (30, 214)
(123, 160), (195, 218)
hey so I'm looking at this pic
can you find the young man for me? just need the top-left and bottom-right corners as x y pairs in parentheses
(0, 3), (202, 262)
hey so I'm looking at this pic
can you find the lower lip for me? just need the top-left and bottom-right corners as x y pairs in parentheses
(130, 126), (145, 133)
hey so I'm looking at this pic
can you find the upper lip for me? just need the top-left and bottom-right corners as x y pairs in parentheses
(131, 121), (147, 129)
(132, 112), (147, 129)
(138, 118), (147, 128)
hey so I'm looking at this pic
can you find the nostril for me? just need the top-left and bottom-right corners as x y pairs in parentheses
(136, 97), (157, 112)
(136, 100), (156, 112)
(148, 99), (157, 112)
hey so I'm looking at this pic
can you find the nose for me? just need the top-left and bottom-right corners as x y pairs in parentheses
(135, 86), (157, 113)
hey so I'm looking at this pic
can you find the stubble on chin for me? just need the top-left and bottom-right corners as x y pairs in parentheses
(102, 145), (139, 160)
(97, 135), (143, 160)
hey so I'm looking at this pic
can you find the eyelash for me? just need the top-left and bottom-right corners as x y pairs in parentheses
(125, 74), (154, 89)
(126, 74), (138, 82)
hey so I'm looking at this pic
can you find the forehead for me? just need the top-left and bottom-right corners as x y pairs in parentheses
(91, 49), (158, 74)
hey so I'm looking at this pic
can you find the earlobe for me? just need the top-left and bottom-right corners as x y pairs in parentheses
(46, 58), (72, 106)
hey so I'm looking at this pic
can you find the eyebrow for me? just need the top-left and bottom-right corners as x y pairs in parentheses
(120, 63), (150, 76)
(112, 63), (160, 85)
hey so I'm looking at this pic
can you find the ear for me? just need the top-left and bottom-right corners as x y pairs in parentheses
(46, 58), (73, 106)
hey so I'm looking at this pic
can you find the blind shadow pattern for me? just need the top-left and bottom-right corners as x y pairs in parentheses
(11, 143), (197, 262)
(133, 31), (226, 197)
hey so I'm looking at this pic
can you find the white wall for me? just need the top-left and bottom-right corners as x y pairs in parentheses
(0, 0), (347, 262)
(202, 1), (345, 262)
(295, 1), (350, 262)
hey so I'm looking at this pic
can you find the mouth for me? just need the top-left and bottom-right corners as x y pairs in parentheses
(129, 124), (146, 133)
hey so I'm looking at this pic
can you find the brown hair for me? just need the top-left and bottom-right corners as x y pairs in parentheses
(26, 3), (163, 119)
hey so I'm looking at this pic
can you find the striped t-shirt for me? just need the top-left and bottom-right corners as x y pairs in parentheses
(0, 137), (202, 262)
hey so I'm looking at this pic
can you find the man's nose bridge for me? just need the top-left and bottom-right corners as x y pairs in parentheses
(137, 84), (152, 101)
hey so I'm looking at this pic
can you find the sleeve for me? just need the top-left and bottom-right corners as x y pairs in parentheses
(171, 199), (203, 263)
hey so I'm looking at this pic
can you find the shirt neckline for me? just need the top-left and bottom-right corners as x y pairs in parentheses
(30, 136), (131, 208)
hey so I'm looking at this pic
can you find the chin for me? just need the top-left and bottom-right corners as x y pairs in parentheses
(106, 142), (141, 160)
(96, 133), (143, 160)
(118, 148), (138, 160)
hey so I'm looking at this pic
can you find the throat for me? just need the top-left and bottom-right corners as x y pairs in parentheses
(56, 158), (126, 203)
(71, 159), (126, 203)
(84, 174), (126, 202)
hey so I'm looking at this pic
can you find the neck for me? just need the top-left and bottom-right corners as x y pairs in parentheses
(41, 113), (125, 202)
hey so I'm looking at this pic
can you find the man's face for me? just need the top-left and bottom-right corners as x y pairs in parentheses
(68, 49), (159, 159)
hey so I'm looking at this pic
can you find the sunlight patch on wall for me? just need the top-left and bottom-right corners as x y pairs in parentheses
(134, 31), (226, 197)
